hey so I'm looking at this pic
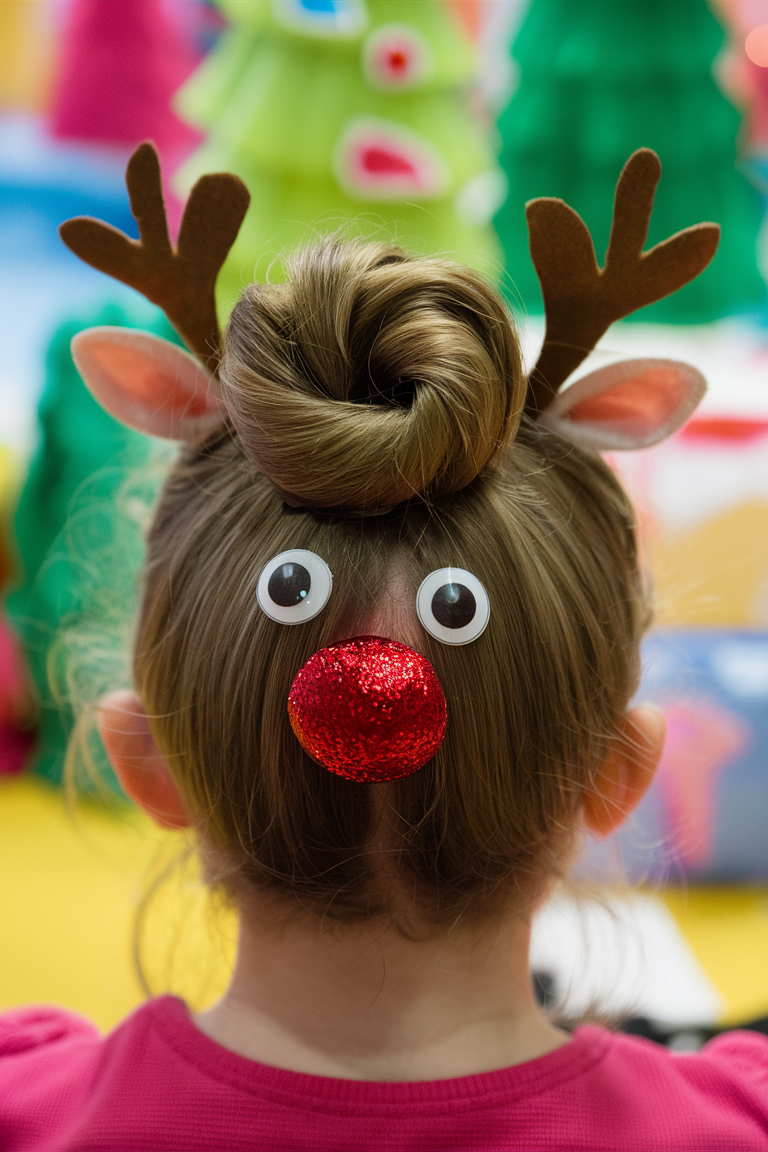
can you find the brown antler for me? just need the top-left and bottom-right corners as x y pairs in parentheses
(524, 149), (720, 416)
(59, 142), (250, 374)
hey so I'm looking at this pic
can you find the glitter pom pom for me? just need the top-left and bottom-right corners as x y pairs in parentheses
(287, 636), (447, 783)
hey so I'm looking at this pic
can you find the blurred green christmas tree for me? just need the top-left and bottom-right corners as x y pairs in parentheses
(494, 0), (765, 323)
(174, 0), (505, 308)
(6, 304), (177, 790)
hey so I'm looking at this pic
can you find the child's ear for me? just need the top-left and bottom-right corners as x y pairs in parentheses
(97, 689), (191, 829)
(539, 359), (706, 451)
(71, 327), (226, 441)
(583, 705), (666, 839)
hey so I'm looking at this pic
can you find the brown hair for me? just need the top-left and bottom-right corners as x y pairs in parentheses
(133, 238), (648, 927)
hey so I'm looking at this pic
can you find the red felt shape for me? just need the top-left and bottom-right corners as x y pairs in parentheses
(287, 636), (447, 783)
(539, 358), (707, 451)
(70, 327), (225, 442)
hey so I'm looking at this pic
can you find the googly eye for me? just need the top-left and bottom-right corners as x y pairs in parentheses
(362, 23), (434, 91)
(416, 568), (490, 646)
(257, 549), (333, 625)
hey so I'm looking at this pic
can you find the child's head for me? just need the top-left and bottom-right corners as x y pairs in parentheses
(63, 144), (717, 931)
(131, 236), (648, 926)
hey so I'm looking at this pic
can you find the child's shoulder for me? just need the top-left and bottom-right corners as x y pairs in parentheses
(594, 1021), (768, 1091)
(701, 1025), (768, 1079)
(0, 997), (162, 1151)
(0, 1002), (100, 1057)
(2, 1002), (768, 1151)
(565, 1024), (768, 1148)
(0, 1002), (105, 1150)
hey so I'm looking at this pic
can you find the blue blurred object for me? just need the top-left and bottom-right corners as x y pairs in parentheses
(616, 629), (768, 882)
(0, 114), (145, 448)
(0, 113), (135, 263)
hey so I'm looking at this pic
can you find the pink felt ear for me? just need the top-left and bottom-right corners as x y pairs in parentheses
(70, 327), (226, 441)
(538, 358), (707, 451)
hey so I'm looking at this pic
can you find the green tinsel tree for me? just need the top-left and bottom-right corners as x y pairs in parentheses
(6, 304), (177, 789)
(494, 0), (765, 322)
(174, 0), (505, 308)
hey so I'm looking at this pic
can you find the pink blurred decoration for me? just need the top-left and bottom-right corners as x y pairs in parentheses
(746, 23), (768, 64)
(50, 0), (206, 233)
(656, 698), (750, 868)
(714, 0), (768, 149)
(0, 617), (35, 775)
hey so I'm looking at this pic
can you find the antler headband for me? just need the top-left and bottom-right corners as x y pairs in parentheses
(59, 142), (719, 456)
(525, 148), (719, 417)
(59, 143), (250, 375)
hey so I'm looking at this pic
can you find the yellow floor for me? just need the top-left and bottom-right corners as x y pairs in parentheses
(666, 887), (768, 1025)
(1, 774), (767, 1033)
(0, 775), (236, 1031)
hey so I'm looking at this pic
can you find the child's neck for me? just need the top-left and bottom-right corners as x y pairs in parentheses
(194, 899), (568, 1081)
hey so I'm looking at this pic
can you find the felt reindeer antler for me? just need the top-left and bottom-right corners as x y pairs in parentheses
(59, 142), (250, 374)
(525, 149), (720, 416)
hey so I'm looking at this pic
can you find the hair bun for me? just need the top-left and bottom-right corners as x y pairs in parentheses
(221, 238), (525, 511)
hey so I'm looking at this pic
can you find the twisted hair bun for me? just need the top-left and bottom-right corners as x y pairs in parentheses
(221, 239), (525, 511)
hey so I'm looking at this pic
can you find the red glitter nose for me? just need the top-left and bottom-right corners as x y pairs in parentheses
(287, 636), (447, 783)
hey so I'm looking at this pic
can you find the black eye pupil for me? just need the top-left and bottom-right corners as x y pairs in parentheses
(431, 583), (476, 629)
(268, 562), (311, 607)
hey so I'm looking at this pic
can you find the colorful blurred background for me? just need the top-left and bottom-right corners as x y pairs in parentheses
(2, 0), (768, 1049)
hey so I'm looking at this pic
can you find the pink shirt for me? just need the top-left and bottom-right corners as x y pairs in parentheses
(1, 996), (767, 1151)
